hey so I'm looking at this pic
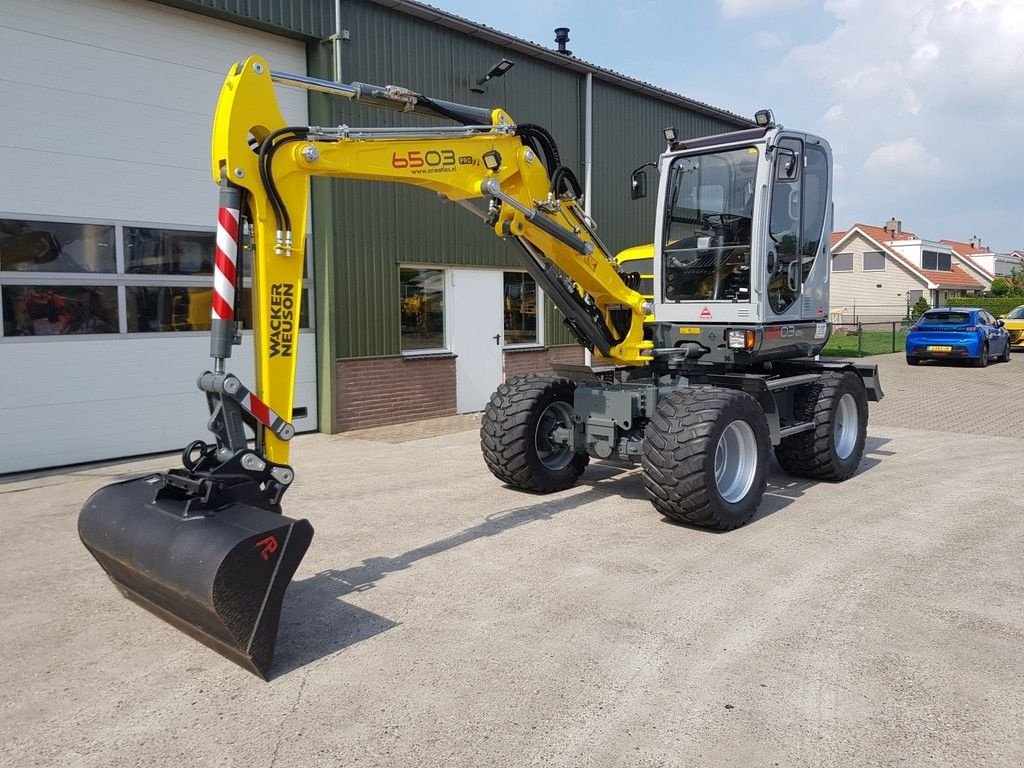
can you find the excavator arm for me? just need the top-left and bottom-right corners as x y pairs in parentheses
(213, 56), (652, 467)
(78, 56), (651, 678)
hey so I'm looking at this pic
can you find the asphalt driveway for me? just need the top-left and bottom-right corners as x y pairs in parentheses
(1, 352), (1021, 767)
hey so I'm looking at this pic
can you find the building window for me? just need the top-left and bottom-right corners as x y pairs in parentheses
(1, 217), (313, 340)
(832, 252), (853, 271)
(2, 285), (118, 336)
(0, 219), (116, 273)
(503, 271), (538, 345)
(400, 267), (445, 352)
(922, 250), (952, 271)
(124, 227), (214, 275)
(863, 251), (885, 271)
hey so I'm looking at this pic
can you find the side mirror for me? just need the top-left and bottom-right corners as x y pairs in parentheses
(775, 148), (799, 182)
(997, 319), (1005, 327)
(630, 168), (648, 200)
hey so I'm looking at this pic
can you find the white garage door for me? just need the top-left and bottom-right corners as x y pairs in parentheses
(0, 0), (317, 474)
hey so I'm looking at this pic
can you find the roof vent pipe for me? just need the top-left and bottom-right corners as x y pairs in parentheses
(554, 27), (572, 56)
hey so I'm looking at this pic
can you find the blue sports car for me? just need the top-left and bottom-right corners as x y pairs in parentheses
(906, 307), (1011, 367)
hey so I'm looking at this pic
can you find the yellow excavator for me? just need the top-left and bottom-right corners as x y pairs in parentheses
(79, 56), (882, 678)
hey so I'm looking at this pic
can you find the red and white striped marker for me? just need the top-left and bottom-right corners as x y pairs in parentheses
(241, 389), (274, 429)
(212, 206), (240, 321)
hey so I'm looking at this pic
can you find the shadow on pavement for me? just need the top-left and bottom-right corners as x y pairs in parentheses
(274, 437), (896, 674)
(273, 485), (612, 675)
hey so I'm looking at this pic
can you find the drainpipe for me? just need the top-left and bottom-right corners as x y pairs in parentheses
(583, 71), (594, 368)
(330, 0), (347, 82)
(584, 71), (593, 217)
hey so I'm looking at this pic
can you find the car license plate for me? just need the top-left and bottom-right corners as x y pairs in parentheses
(927, 345), (953, 352)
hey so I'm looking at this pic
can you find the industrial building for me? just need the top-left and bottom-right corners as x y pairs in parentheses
(0, 0), (749, 473)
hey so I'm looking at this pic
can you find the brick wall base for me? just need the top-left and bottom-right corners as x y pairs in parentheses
(333, 345), (586, 432)
(335, 355), (456, 432)
(502, 345), (586, 379)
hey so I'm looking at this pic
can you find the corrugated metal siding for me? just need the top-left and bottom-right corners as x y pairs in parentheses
(151, 0), (331, 38)
(590, 80), (743, 257)
(314, 1), (584, 357)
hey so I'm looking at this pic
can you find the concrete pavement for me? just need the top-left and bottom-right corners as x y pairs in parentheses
(1, 353), (1022, 767)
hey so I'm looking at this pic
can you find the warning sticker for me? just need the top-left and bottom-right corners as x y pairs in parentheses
(817, 305), (825, 317)
(699, 306), (712, 320)
(815, 322), (827, 339)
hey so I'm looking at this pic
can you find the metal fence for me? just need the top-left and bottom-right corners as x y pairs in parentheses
(823, 321), (909, 358)
(828, 304), (912, 325)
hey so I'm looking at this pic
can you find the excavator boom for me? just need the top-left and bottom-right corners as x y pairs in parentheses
(79, 56), (651, 677)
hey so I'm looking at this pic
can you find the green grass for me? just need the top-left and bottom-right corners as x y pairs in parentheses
(822, 328), (908, 358)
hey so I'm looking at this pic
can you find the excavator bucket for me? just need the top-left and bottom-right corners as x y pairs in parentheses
(78, 473), (313, 679)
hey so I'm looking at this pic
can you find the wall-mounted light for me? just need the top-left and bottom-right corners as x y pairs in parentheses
(471, 58), (515, 93)
(754, 109), (775, 127)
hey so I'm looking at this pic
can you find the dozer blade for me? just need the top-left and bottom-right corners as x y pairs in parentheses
(78, 474), (313, 679)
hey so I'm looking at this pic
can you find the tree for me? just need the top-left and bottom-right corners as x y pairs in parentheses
(910, 296), (930, 321)
(990, 277), (1010, 297)
(1008, 266), (1024, 296)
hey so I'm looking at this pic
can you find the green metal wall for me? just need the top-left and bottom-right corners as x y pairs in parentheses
(308, 2), (585, 358)
(589, 80), (744, 257)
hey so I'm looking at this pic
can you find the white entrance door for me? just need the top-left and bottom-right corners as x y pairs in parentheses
(451, 269), (504, 413)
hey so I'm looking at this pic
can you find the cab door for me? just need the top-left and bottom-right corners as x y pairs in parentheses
(764, 135), (831, 323)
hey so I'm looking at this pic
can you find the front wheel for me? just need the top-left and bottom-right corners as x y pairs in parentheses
(906, 357), (920, 366)
(1001, 340), (1012, 363)
(480, 375), (588, 493)
(775, 370), (869, 481)
(642, 387), (769, 530)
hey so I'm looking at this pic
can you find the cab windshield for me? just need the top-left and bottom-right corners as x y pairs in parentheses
(662, 147), (758, 303)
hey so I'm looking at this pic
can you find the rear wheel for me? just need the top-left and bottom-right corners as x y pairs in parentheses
(974, 342), (989, 368)
(775, 370), (869, 481)
(642, 387), (769, 530)
(480, 375), (588, 493)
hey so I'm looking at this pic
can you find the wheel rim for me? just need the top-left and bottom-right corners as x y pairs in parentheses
(834, 392), (859, 460)
(713, 420), (758, 503)
(534, 400), (574, 471)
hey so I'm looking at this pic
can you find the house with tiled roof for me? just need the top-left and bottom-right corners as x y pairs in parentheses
(942, 237), (1024, 277)
(830, 218), (987, 323)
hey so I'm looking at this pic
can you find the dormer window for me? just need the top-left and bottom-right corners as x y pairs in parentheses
(922, 250), (951, 271)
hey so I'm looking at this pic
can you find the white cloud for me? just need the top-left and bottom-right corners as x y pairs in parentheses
(782, 0), (1024, 247)
(751, 30), (784, 50)
(717, 0), (808, 18)
(864, 138), (941, 176)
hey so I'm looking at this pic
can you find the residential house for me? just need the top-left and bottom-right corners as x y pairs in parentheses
(942, 237), (1022, 277)
(830, 219), (988, 323)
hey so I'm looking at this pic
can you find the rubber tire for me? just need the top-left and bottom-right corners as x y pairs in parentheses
(775, 370), (869, 481)
(480, 375), (588, 493)
(641, 387), (769, 531)
(974, 343), (989, 368)
(906, 357), (919, 366)
(1001, 340), (1011, 363)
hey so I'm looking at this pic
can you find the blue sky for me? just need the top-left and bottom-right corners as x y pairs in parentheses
(428, 0), (1023, 253)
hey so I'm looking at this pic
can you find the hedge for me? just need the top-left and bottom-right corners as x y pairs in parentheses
(946, 296), (1024, 316)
